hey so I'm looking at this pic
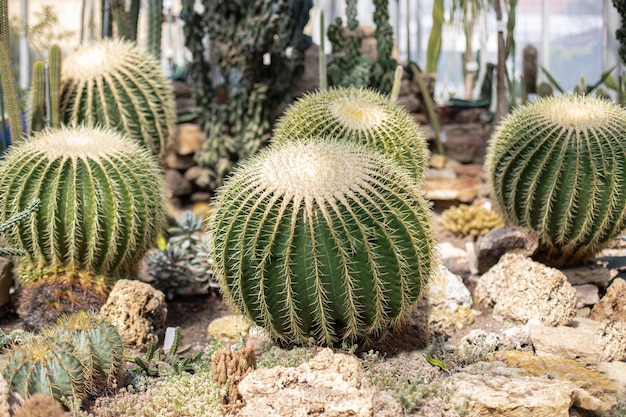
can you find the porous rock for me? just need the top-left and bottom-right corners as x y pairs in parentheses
(529, 318), (603, 366)
(100, 279), (167, 350)
(233, 348), (403, 417)
(591, 278), (626, 322)
(0, 257), (13, 316)
(450, 350), (619, 416)
(207, 314), (251, 341)
(427, 266), (474, 333)
(0, 375), (23, 417)
(474, 253), (577, 326)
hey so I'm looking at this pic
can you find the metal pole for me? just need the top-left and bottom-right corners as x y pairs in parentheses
(19, 0), (29, 91)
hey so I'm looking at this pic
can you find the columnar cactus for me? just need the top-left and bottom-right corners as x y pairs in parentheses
(273, 87), (429, 182)
(60, 39), (176, 157)
(0, 126), (167, 281)
(2, 312), (125, 402)
(486, 95), (626, 265)
(208, 139), (436, 347)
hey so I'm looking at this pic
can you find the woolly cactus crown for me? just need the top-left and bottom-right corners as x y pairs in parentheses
(208, 138), (436, 346)
(273, 87), (429, 182)
(486, 95), (626, 265)
(0, 126), (167, 280)
(60, 39), (176, 157)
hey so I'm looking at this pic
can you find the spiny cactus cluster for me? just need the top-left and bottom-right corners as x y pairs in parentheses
(208, 138), (435, 347)
(439, 203), (505, 237)
(211, 342), (256, 405)
(273, 87), (429, 182)
(2, 312), (125, 403)
(0, 126), (167, 281)
(144, 211), (216, 299)
(487, 95), (626, 265)
(60, 39), (176, 157)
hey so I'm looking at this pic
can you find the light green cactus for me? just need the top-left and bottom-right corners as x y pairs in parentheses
(2, 311), (124, 402)
(59, 39), (176, 157)
(0, 125), (167, 282)
(486, 95), (626, 265)
(208, 138), (436, 347)
(272, 87), (430, 182)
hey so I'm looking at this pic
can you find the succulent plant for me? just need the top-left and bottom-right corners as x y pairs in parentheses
(0, 126), (167, 281)
(208, 138), (436, 347)
(2, 311), (125, 402)
(59, 39), (176, 157)
(272, 87), (429, 182)
(144, 211), (216, 299)
(486, 95), (626, 265)
(439, 202), (505, 237)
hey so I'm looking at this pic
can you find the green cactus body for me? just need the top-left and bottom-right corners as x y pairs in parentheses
(208, 139), (436, 347)
(486, 95), (626, 265)
(0, 126), (167, 281)
(59, 39), (175, 157)
(3, 337), (86, 401)
(3, 312), (125, 402)
(273, 87), (429, 182)
(28, 60), (47, 133)
(49, 312), (124, 393)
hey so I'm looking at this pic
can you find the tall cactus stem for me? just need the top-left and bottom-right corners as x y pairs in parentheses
(0, 0), (23, 144)
(48, 45), (62, 128)
(28, 60), (46, 134)
(390, 65), (403, 102)
(319, 11), (327, 91)
(147, 0), (163, 59)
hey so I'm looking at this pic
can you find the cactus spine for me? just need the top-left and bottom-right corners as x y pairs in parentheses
(2, 312), (124, 402)
(486, 95), (626, 265)
(60, 39), (176, 157)
(0, 126), (167, 280)
(208, 139), (436, 346)
(273, 87), (429, 182)
(28, 46), (62, 133)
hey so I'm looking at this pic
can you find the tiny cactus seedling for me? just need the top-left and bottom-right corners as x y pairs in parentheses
(486, 95), (626, 265)
(208, 138), (436, 347)
(273, 86), (429, 182)
(60, 39), (176, 157)
(0, 126), (167, 281)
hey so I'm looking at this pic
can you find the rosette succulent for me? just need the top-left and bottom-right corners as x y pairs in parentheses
(208, 138), (436, 347)
(486, 95), (626, 265)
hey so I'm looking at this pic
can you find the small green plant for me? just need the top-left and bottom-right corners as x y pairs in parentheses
(144, 211), (216, 299)
(208, 138), (436, 347)
(2, 311), (124, 403)
(60, 39), (176, 158)
(486, 95), (626, 265)
(272, 86), (430, 182)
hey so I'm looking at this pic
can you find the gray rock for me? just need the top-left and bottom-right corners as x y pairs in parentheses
(0, 375), (23, 417)
(0, 257), (13, 316)
(164, 169), (192, 197)
(561, 264), (611, 287)
(574, 284), (600, 308)
(476, 226), (539, 274)
(474, 253), (577, 326)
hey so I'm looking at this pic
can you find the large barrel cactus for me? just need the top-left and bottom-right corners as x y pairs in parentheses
(273, 87), (430, 182)
(60, 39), (176, 157)
(0, 126), (167, 281)
(208, 138), (436, 347)
(486, 95), (626, 265)
(2, 312), (124, 402)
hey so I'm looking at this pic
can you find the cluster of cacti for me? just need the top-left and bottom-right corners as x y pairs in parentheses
(144, 211), (216, 299)
(613, 0), (626, 65)
(2, 311), (125, 403)
(326, 0), (398, 93)
(59, 39), (176, 157)
(181, 0), (312, 192)
(27, 44), (62, 133)
(0, 126), (167, 281)
(208, 138), (436, 347)
(486, 95), (626, 266)
(273, 86), (429, 182)
(211, 342), (256, 404)
(439, 203), (505, 237)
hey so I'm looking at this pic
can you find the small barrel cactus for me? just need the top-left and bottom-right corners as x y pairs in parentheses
(272, 87), (430, 182)
(2, 312), (125, 402)
(486, 95), (626, 265)
(60, 39), (176, 157)
(0, 126), (167, 281)
(208, 138), (436, 347)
